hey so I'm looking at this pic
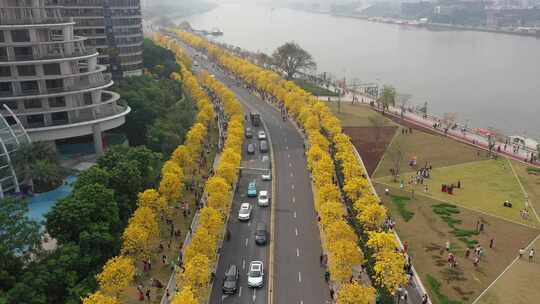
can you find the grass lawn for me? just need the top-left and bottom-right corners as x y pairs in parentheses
(511, 161), (540, 218)
(475, 161), (540, 304)
(294, 79), (339, 96)
(374, 183), (539, 304)
(377, 159), (538, 227)
(476, 235), (540, 304)
(119, 124), (219, 304)
(373, 129), (489, 179)
(327, 103), (395, 127)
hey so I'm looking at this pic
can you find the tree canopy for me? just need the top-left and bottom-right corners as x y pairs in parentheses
(272, 42), (316, 80)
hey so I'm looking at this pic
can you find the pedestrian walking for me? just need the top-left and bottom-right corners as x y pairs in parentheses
(465, 248), (470, 258)
(529, 248), (535, 262)
(422, 294), (429, 304)
(329, 289), (335, 299)
(145, 289), (151, 302)
(490, 238), (494, 248)
(479, 222), (485, 232)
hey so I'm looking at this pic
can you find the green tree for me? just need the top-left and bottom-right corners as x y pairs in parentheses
(74, 166), (110, 190)
(0, 198), (41, 292)
(272, 42), (316, 80)
(12, 142), (62, 192)
(45, 184), (119, 247)
(142, 38), (180, 77)
(377, 85), (396, 114)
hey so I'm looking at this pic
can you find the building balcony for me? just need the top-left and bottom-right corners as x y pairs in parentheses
(0, 79), (112, 101)
(0, 6), (70, 26)
(0, 49), (97, 65)
(23, 93), (130, 142)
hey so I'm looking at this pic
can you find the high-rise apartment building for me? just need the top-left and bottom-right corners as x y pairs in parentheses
(61, 0), (144, 79)
(0, 0), (130, 155)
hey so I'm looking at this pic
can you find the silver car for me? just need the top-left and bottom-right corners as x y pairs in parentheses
(238, 203), (251, 221)
(247, 261), (264, 288)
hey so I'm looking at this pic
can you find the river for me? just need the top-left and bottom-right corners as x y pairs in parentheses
(181, 1), (540, 139)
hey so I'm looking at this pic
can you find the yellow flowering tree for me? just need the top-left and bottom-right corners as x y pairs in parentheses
(171, 286), (198, 304)
(81, 291), (120, 304)
(336, 281), (376, 304)
(96, 255), (135, 296)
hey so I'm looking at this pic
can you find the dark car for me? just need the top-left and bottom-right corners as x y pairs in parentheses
(222, 264), (239, 294)
(247, 143), (255, 154)
(255, 223), (267, 245)
(245, 127), (253, 138)
(259, 140), (268, 153)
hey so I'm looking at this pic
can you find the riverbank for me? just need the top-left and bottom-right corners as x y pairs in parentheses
(292, 7), (540, 38)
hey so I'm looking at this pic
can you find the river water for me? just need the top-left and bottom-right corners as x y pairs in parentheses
(181, 1), (540, 139)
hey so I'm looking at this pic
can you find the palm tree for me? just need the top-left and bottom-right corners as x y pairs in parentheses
(12, 143), (62, 192)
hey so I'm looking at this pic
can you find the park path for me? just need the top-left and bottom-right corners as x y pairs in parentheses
(319, 93), (539, 169)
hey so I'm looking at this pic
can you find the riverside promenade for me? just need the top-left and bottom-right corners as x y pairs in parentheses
(320, 93), (540, 169)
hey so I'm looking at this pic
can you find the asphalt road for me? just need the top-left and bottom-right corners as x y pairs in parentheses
(208, 120), (271, 304)
(183, 42), (331, 304)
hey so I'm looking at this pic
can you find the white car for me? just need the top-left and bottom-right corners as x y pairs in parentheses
(261, 170), (272, 181)
(258, 190), (269, 207)
(258, 130), (266, 140)
(238, 203), (252, 221)
(247, 261), (264, 288)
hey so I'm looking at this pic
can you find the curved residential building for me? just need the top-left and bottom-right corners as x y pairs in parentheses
(0, 0), (130, 155)
(61, 0), (144, 79)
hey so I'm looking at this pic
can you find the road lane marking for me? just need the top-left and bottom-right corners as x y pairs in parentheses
(292, 184), (295, 190)
(289, 162), (292, 167)
(296, 248), (300, 257)
(239, 286), (243, 297)
(243, 259), (246, 269)
(295, 228), (298, 236)
(298, 272), (302, 283)
(285, 146), (288, 150)
(245, 238), (249, 247)
(290, 172), (294, 177)
(292, 196), (295, 203)
(248, 221), (251, 227)
(252, 289), (256, 302)
(288, 154), (290, 158)
(293, 211), (297, 218)
(300, 301), (304, 304)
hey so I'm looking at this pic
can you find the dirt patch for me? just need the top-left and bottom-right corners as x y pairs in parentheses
(343, 126), (397, 175)
(374, 183), (539, 304)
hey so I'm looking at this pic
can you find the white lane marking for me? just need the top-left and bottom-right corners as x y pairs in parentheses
(239, 286), (243, 297)
(285, 146), (288, 150)
(242, 259), (246, 269)
(292, 196), (296, 203)
(289, 162), (292, 167)
(290, 172), (294, 177)
(248, 221), (251, 227)
(295, 228), (299, 236)
(296, 248), (300, 257)
(298, 272), (302, 283)
(292, 184), (295, 190)
(300, 301), (304, 304)
(288, 154), (290, 158)
(245, 238), (249, 247)
(293, 211), (297, 218)
(252, 289), (256, 302)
